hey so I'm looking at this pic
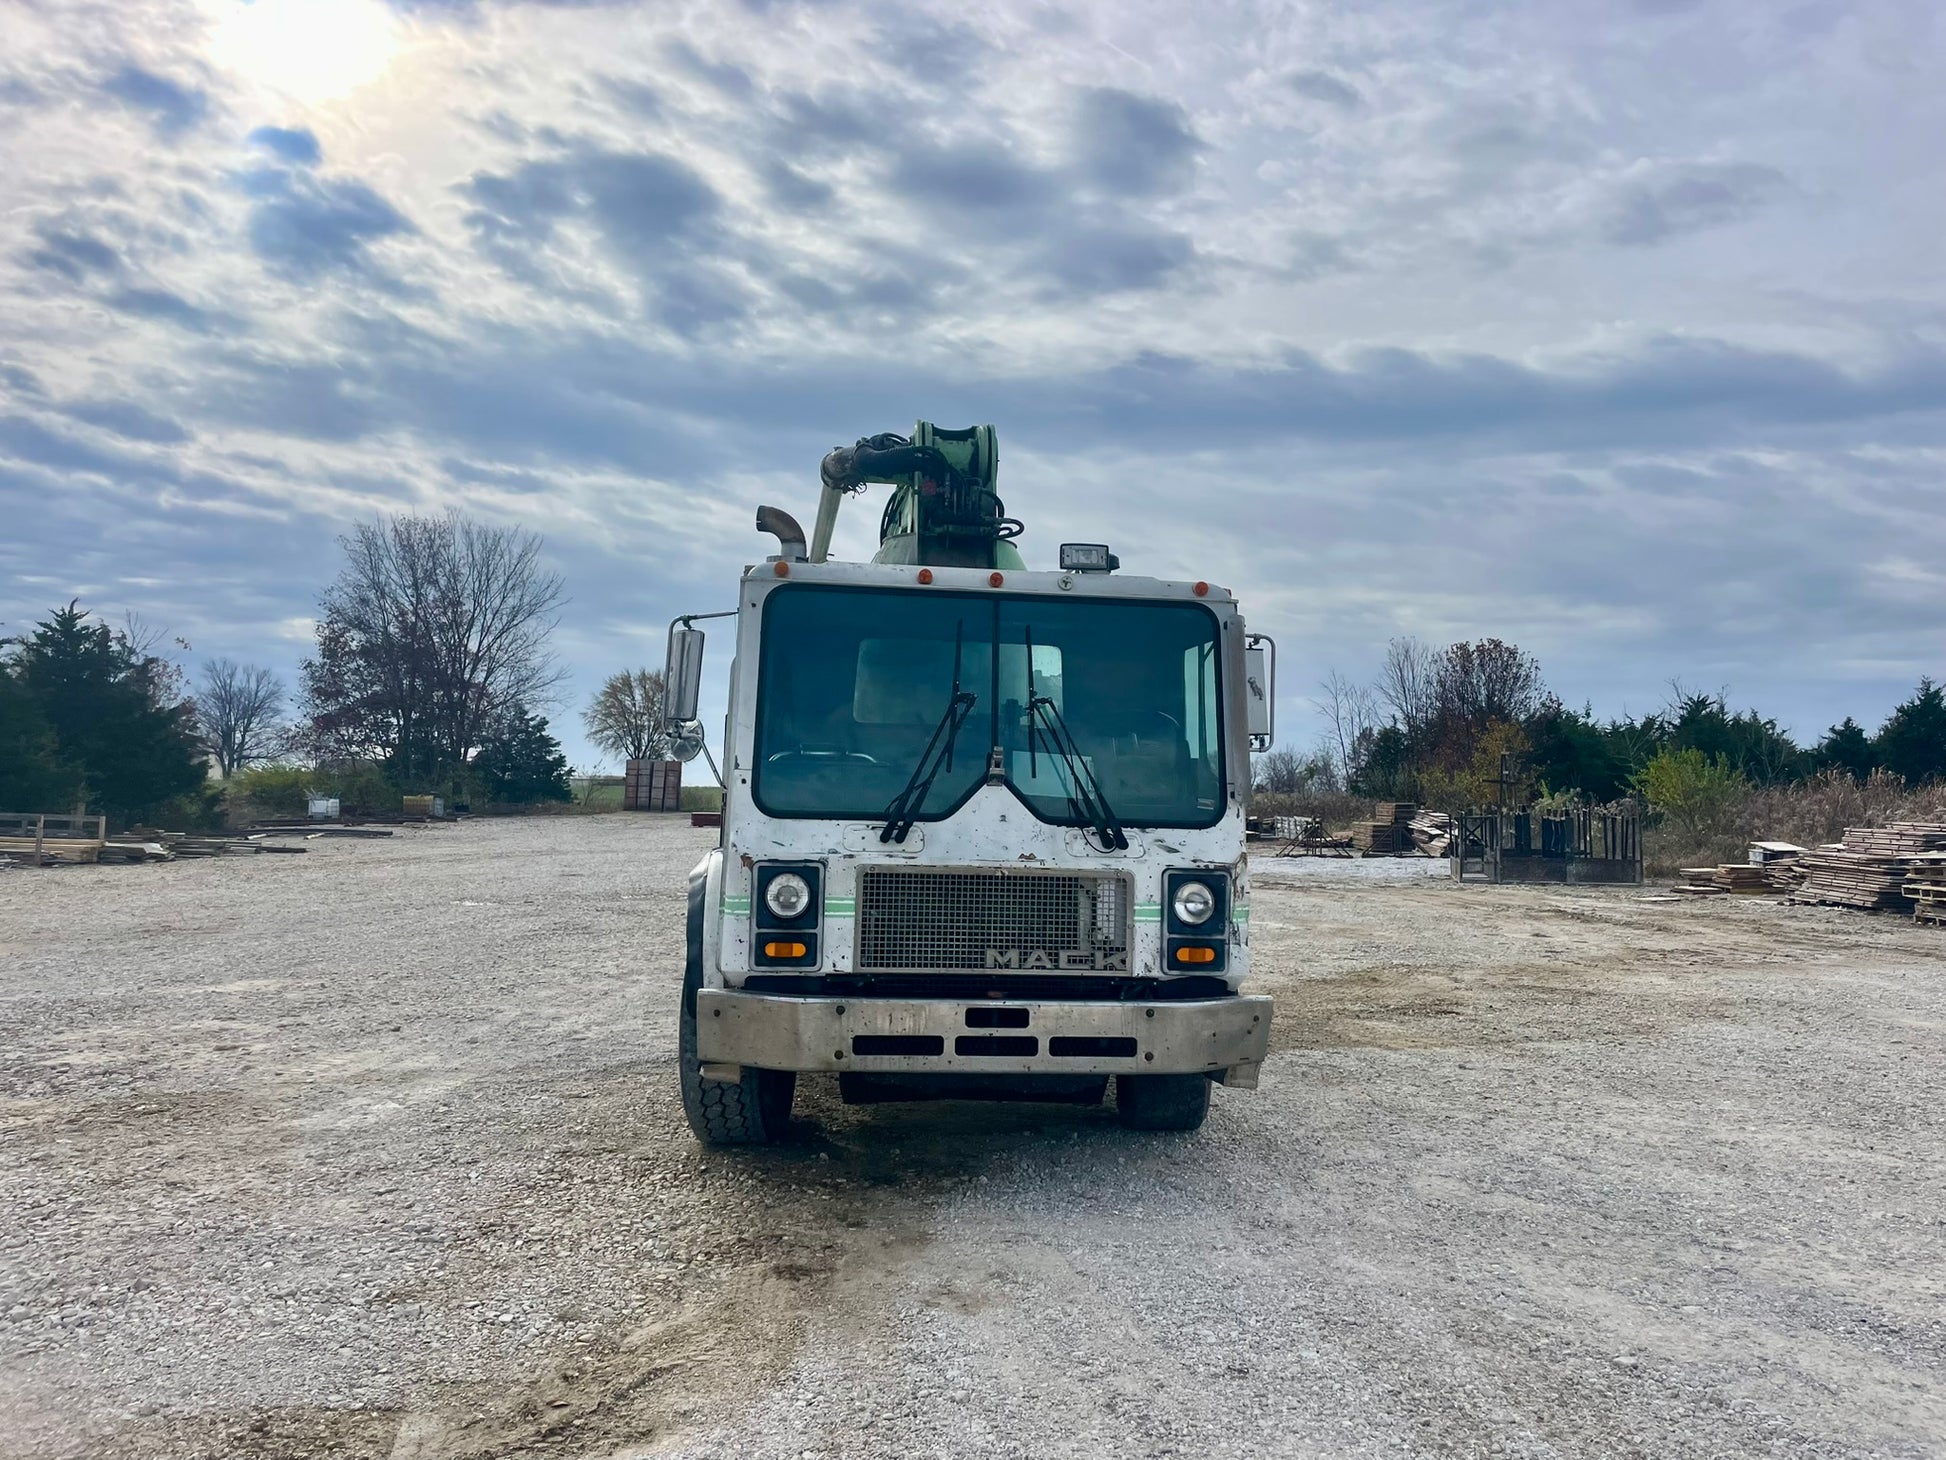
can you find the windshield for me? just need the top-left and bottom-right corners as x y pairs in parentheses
(752, 584), (1225, 828)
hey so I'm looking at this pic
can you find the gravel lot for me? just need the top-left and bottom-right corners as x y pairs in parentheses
(3, 816), (1944, 1459)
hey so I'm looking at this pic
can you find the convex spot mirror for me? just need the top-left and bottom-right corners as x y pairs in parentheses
(669, 720), (707, 764)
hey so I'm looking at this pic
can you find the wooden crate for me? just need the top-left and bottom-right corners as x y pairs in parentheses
(624, 759), (683, 812)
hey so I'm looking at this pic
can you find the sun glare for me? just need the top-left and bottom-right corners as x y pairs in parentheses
(207, 0), (401, 106)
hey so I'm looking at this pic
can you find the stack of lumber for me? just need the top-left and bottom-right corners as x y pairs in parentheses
(1711, 864), (1771, 895)
(1676, 868), (1722, 896)
(1791, 823), (1946, 911)
(1763, 856), (1810, 894)
(1348, 823), (1402, 855)
(1902, 853), (1946, 927)
(1351, 802), (1418, 856)
(1836, 824), (1946, 857)
(1675, 864), (1772, 896)
(1408, 810), (1455, 857)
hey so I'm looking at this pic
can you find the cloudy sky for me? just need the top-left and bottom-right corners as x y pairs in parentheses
(2, 0), (1941, 771)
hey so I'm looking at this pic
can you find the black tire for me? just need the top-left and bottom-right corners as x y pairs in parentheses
(1115, 1073), (1210, 1131)
(679, 945), (794, 1147)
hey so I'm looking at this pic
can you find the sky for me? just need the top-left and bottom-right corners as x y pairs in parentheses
(2, 0), (1942, 774)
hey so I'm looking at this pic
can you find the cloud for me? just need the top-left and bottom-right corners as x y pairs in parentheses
(242, 167), (413, 281)
(461, 145), (737, 327)
(100, 64), (210, 138)
(1286, 69), (1363, 109)
(1602, 161), (1789, 245)
(886, 138), (1057, 216)
(248, 125), (323, 167)
(22, 223), (121, 282)
(1071, 87), (1205, 197)
(660, 38), (755, 99)
(60, 399), (192, 444)
(1, 0), (1940, 769)
(104, 286), (225, 332)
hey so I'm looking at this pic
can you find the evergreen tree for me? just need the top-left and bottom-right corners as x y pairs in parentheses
(5, 603), (206, 823)
(472, 704), (572, 804)
(1525, 702), (1631, 801)
(1875, 679), (1946, 785)
(0, 665), (72, 811)
(1814, 717), (1877, 781)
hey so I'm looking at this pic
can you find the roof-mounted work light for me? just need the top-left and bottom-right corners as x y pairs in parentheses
(1059, 543), (1119, 573)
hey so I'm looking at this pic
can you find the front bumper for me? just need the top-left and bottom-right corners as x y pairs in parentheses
(695, 989), (1272, 1083)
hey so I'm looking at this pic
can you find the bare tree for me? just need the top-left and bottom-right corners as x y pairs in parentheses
(199, 660), (286, 776)
(1315, 670), (1379, 785)
(1253, 746), (1308, 796)
(301, 513), (567, 783)
(1376, 636), (1438, 738)
(584, 669), (669, 765)
(1430, 639), (1547, 735)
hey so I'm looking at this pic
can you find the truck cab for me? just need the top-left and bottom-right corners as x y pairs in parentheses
(669, 427), (1274, 1143)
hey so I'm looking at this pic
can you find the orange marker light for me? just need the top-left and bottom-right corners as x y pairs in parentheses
(917, 568), (934, 584)
(989, 571), (1005, 588)
(1193, 580), (1209, 597)
(764, 941), (807, 959)
(1174, 946), (1218, 964)
(774, 560), (790, 578)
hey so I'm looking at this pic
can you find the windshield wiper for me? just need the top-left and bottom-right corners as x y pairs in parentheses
(880, 621), (976, 844)
(1024, 628), (1128, 851)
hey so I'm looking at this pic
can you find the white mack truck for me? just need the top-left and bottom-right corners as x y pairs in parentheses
(663, 422), (1276, 1144)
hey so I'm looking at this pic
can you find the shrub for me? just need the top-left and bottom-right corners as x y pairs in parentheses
(1635, 748), (1748, 836)
(225, 764), (315, 820)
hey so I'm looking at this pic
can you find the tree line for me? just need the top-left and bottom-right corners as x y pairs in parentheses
(1260, 636), (1946, 812)
(2, 512), (684, 829)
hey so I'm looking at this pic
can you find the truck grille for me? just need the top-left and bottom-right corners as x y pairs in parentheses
(855, 868), (1130, 973)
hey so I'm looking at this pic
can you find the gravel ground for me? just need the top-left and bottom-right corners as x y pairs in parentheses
(2, 816), (1944, 1459)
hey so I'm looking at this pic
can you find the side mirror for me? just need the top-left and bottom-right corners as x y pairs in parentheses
(665, 623), (705, 726)
(1245, 635), (1275, 751)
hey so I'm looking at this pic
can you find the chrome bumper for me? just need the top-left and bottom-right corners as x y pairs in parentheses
(694, 989), (1272, 1084)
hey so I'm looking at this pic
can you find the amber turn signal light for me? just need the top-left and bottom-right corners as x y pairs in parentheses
(1173, 946), (1218, 965)
(763, 941), (807, 958)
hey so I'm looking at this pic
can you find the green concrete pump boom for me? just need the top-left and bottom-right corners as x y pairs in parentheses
(808, 421), (1026, 570)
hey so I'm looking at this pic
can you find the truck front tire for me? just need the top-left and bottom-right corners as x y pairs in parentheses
(1115, 1073), (1210, 1131)
(679, 952), (794, 1147)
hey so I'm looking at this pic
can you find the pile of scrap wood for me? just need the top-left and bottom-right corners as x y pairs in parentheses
(1790, 823), (1946, 912)
(250, 823), (394, 839)
(109, 830), (311, 860)
(1350, 802), (1418, 856)
(1904, 854), (1946, 926)
(1408, 810), (1455, 857)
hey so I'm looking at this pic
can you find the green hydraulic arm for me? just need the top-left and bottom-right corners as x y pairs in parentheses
(809, 421), (1026, 571)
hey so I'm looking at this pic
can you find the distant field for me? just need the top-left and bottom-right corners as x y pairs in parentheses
(566, 779), (722, 813)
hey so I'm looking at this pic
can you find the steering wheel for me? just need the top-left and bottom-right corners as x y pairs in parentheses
(1110, 710), (1181, 740)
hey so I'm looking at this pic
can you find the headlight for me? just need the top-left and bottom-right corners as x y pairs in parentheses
(1171, 880), (1216, 926)
(764, 872), (812, 921)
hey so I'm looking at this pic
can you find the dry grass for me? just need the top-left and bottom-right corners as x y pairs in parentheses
(1644, 771), (1946, 875)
